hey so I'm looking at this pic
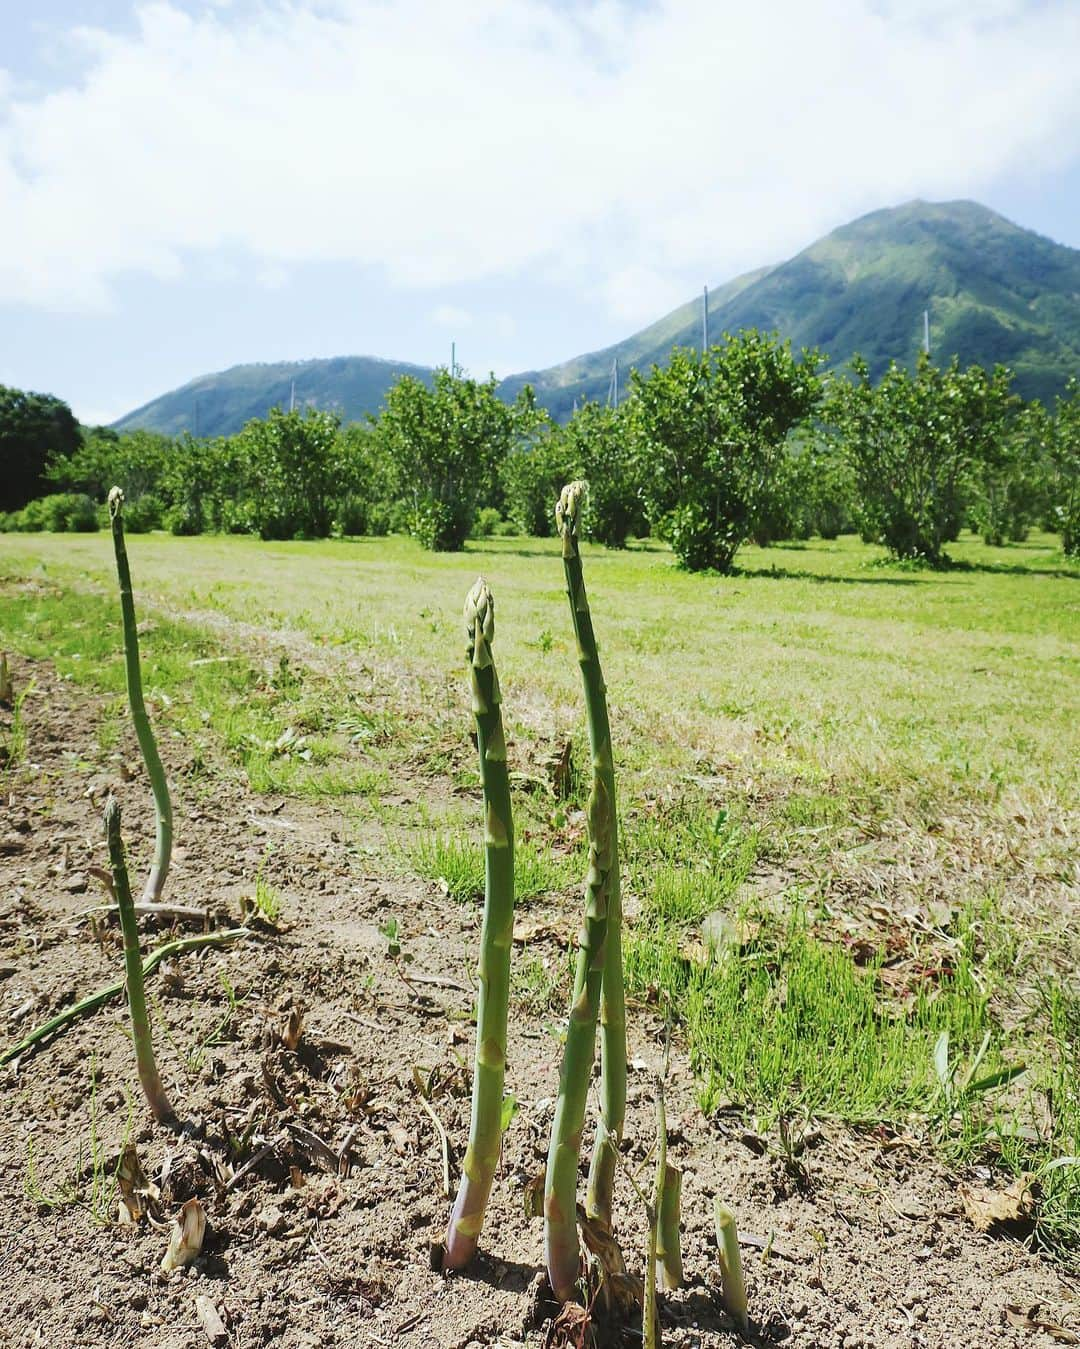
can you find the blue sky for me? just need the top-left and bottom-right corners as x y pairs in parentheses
(2, 0), (1079, 425)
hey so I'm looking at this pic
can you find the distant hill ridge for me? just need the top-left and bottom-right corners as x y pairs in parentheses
(115, 199), (1080, 435)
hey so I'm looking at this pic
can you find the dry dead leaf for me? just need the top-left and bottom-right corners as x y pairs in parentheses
(1004, 1304), (1080, 1343)
(958, 1174), (1034, 1232)
(117, 1144), (160, 1225)
(161, 1198), (206, 1272)
(513, 918), (569, 947)
(387, 1123), (413, 1154)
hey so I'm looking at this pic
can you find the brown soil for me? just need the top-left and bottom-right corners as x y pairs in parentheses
(1, 657), (1077, 1349)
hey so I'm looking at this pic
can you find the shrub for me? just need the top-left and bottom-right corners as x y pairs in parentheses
(632, 333), (822, 572)
(827, 354), (1016, 566)
(472, 506), (503, 537)
(376, 370), (547, 551)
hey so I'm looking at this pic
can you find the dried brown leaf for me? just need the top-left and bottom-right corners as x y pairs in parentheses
(958, 1174), (1034, 1232)
(1004, 1304), (1080, 1343)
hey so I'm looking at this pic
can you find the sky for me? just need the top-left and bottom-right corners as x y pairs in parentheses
(1, 0), (1079, 425)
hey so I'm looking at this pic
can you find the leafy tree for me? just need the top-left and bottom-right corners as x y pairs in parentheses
(376, 369), (545, 551)
(232, 407), (348, 540)
(501, 431), (578, 538)
(827, 354), (1016, 566)
(0, 385), (82, 511)
(334, 424), (400, 536)
(631, 333), (822, 572)
(49, 427), (172, 506)
(558, 402), (646, 547)
(1048, 378), (1080, 556)
(969, 399), (1046, 546)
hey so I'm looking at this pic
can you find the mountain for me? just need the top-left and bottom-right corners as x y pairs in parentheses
(503, 200), (1080, 417)
(114, 200), (1080, 434)
(112, 355), (435, 438)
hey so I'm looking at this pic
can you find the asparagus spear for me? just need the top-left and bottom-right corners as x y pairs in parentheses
(544, 483), (621, 1301)
(444, 579), (516, 1270)
(104, 795), (176, 1125)
(108, 487), (173, 905)
(556, 481), (627, 1230)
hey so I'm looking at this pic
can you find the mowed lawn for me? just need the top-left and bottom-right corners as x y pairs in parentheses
(3, 528), (1077, 803)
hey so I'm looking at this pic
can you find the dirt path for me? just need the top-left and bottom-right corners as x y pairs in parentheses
(1, 657), (1076, 1348)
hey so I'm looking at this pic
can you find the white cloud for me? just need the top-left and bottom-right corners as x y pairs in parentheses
(1, 0), (1078, 316)
(431, 304), (474, 329)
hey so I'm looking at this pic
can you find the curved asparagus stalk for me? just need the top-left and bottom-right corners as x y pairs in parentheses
(444, 579), (516, 1270)
(105, 795), (176, 1125)
(108, 487), (173, 905)
(657, 1164), (684, 1289)
(556, 481), (627, 1231)
(544, 483), (621, 1302)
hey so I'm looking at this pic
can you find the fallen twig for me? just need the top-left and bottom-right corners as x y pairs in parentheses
(414, 1084), (452, 1197)
(1, 928), (249, 1066)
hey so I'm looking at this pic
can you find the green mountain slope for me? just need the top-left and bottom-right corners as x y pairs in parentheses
(113, 355), (435, 438)
(114, 200), (1080, 434)
(512, 200), (1080, 417)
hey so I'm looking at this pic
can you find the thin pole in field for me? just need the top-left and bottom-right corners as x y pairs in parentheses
(924, 309), (930, 355)
(703, 284), (710, 352)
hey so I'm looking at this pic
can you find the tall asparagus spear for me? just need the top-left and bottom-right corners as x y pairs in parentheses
(104, 795), (176, 1125)
(544, 482), (621, 1301)
(108, 487), (172, 905)
(444, 579), (516, 1270)
(556, 481), (627, 1231)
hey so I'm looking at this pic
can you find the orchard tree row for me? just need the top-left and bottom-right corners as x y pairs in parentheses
(3, 333), (1078, 569)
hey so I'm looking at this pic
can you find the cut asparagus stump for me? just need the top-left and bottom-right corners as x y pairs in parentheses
(444, 579), (516, 1270)
(556, 481), (627, 1232)
(104, 795), (176, 1126)
(714, 1198), (750, 1338)
(657, 1164), (684, 1290)
(109, 486), (173, 905)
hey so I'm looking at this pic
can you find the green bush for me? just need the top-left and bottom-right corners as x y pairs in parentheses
(472, 506), (503, 537)
(633, 333), (822, 572)
(827, 354), (1016, 566)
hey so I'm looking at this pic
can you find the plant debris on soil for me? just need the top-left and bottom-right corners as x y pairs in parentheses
(2, 658), (1079, 1349)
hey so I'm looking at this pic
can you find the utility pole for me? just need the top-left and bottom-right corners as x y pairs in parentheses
(193, 397), (199, 437)
(924, 309), (930, 355)
(451, 341), (456, 378)
(289, 379), (296, 412)
(703, 284), (709, 353)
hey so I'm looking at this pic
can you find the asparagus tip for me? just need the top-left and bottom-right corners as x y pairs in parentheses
(555, 480), (588, 539)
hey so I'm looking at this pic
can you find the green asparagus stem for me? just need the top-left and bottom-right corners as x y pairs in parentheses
(0, 929), (247, 1066)
(713, 1198), (750, 1338)
(544, 483), (620, 1301)
(643, 1079), (667, 1349)
(556, 481), (627, 1231)
(105, 795), (176, 1126)
(657, 1165), (684, 1290)
(444, 579), (516, 1270)
(108, 486), (172, 905)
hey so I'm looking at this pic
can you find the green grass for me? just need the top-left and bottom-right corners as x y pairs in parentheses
(410, 831), (577, 904)
(625, 901), (1009, 1125)
(2, 526), (1078, 1257)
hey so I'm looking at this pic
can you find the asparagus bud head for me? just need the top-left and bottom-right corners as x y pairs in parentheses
(555, 480), (588, 556)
